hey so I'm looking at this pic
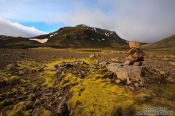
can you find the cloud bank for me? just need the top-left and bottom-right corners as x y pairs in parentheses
(55, 0), (175, 42)
(0, 18), (46, 37)
(0, 0), (175, 42)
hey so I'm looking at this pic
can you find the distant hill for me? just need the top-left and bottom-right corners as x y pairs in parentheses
(144, 35), (175, 49)
(0, 35), (41, 48)
(0, 24), (128, 48)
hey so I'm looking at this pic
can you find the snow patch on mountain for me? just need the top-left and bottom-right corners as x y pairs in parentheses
(30, 38), (48, 43)
(49, 32), (58, 37)
(50, 35), (54, 37)
(105, 32), (110, 37)
(93, 28), (97, 32)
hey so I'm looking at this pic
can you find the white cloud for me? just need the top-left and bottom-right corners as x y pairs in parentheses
(54, 0), (175, 42)
(0, 18), (46, 37)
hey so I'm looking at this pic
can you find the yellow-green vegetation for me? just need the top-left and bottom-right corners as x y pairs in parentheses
(1, 49), (175, 115)
(46, 58), (98, 67)
(42, 71), (58, 88)
(7, 102), (30, 116)
(38, 107), (52, 116)
(43, 58), (97, 88)
(0, 98), (15, 107)
(42, 58), (98, 88)
(59, 73), (82, 88)
(33, 106), (53, 116)
(66, 73), (147, 116)
(6, 102), (52, 116)
(41, 59), (175, 115)
(0, 71), (21, 86)
(16, 61), (44, 73)
(151, 83), (175, 102)
(160, 84), (175, 101)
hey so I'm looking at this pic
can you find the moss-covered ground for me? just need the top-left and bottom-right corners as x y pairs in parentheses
(0, 48), (175, 116)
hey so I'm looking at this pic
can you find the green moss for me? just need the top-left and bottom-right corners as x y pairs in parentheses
(0, 71), (21, 86)
(42, 71), (58, 88)
(16, 61), (44, 74)
(0, 98), (15, 106)
(46, 58), (98, 67)
(6, 76), (21, 84)
(151, 83), (175, 102)
(2, 56), (174, 115)
(160, 84), (175, 101)
(7, 102), (30, 116)
(43, 58), (98, 89)
(59, 73), (82, 88)
(42, 109), (52, 116)
(68, 74), (135, 116)
(0, 71), (19, 80)
(20, 79), (31, 87)
(32, 107), (52, 116)
(28, 93), (36, 100)
(31, 82), (39, 90)
(41, 66), (149, 115)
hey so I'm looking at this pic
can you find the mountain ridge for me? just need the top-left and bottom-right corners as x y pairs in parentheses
(0, 24), (128, 48)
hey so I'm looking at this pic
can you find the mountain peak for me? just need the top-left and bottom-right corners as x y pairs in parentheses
(76, 24), (89, 27)
(42, 24), (127, 48)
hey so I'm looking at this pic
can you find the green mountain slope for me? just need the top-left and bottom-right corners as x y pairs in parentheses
(144, 35), (175, 49)
(36, 24), (128, 48)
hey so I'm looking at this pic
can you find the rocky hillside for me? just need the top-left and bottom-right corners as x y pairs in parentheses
(0, 25), (128, 48)
(144, 35), (175, 49)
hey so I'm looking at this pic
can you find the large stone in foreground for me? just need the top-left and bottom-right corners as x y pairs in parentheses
(106, 63), (165, 88)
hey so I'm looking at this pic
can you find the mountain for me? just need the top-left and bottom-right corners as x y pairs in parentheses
(34, 24), (128, 48)
(0, 24), (128, 48)
(144, 35), (175, 49)
(0, 35), (41, 48)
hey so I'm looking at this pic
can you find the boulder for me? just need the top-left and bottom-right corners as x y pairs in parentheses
(106, 63), (164, 88)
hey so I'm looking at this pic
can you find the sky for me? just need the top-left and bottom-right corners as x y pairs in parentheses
(0, 0), (175, 42)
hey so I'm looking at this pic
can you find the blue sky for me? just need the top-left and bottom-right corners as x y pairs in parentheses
(0, 0), (175, 42)
(20, 22), (64, 32)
